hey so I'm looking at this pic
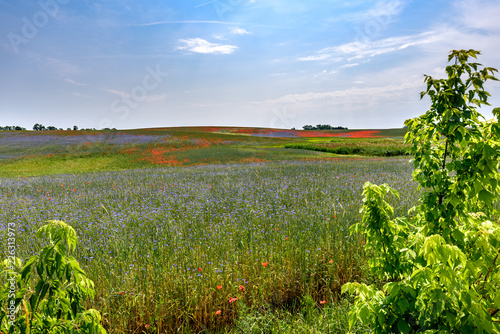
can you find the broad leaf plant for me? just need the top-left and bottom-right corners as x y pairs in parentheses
(343, 49), (500, 333)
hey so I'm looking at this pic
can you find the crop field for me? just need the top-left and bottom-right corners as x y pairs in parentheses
(0, 127), (407, 178)
(0, 127), (416, 333)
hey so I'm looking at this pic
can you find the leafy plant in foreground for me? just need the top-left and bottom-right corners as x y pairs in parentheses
(0, 220), (106, 333)
(342, 49), (500, 333)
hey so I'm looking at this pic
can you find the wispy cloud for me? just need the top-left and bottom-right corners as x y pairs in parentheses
(194, 0), (218, 8)
(176, 38), (238, 55)
(298, 31), (442, 62)
(327, 0), (404, 24)
(231, 26), (250, 35)
(265, 80), (421, 105)
(314, 69), (338, 78)
(124, 21), (237, 27)
(340, 63), (360, 68)
(65, 79), (87, 86)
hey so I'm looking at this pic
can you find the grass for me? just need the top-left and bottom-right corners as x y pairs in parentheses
(285, 138), (411, 157)
(1, 158), (418, 333)
(0, 127), (416, 332)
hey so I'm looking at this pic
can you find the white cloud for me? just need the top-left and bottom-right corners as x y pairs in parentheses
(213, 34), (227, 40)
(265, 80), (421, 105)
(341, 63), (359, 68)
(298, 31), (443, 62)
(176, 38), (238, 55)
(65, 79), (86, 86)
(327, 0), (404, 25)
(230, 26), (250, 35)
(314, 69), (338, 78)
(298, 54), (334, 61)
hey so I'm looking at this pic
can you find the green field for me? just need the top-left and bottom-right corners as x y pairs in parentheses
(0, 127), (414, 333)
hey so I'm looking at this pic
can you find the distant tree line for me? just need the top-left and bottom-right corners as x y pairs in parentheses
(0, 125), (26, 131)
(302, 124), (348, 130)
(1, 124), (117, 131)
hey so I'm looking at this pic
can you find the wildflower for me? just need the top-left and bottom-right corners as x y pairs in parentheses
(198, 267), (202, 272)
(320, 300), (326, 305)
(229, 297), (238, 303)
(262, 262), (268, 267)
(239, 285), (245, 292)
(217, 285), (222, 290)
(329, 260), (334, 264)
(145, 324), (150, 329)
(119, 292), (124, 296)
(215, 310), (222, 316)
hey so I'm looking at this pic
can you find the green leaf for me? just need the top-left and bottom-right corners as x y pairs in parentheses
(397, 297), (410, 313)
(397, 319), (411, 334)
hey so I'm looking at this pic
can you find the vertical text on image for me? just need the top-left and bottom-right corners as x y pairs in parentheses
(6, 222), (17, 326)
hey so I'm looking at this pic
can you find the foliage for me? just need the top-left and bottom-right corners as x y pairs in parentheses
(343, 49), (500, 333)
(0, 126), (25, 131)
(285, 139), (410, 157)
(0, 220), (106, 333)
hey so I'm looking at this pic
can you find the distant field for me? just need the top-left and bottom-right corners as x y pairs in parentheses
(0, 126), (408, 177)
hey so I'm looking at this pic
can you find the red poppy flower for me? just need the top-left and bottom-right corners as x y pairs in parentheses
(262, 262), (268, 267)
(217, 285), (222, 290)
(239, 285), (245, 292)
(215, 310), (222, 316)
(229, 297), (239, 303)
(320, 300), (326, 305)
(198, 268), (202, 272)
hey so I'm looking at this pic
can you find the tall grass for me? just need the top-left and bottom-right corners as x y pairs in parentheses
(1, 158), (418, 332)
(285, 138), (411, 157)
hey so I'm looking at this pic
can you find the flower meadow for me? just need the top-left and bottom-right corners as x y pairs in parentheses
(1, 158), (418, 333)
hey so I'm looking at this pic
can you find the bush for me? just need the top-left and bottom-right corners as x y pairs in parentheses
(343, 49), (500, 333)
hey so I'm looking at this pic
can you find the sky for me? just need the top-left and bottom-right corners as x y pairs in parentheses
(1, 0), (500, 130)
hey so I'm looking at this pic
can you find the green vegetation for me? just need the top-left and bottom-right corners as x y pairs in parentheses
(344, 49), (500, 332)
(285, 138), (411, 157)
(1, 221), (105, 333)
(1, 158), (417, 333)
(0, 127), (404, 178)
(3, 49), (497, 334)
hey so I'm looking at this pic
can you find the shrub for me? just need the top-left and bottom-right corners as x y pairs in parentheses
(343, 49), (500, 333)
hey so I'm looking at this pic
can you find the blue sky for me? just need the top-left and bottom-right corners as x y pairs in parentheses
(1, 0), (500, 130)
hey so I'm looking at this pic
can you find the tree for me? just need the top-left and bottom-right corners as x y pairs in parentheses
(73, 125), (78, 131)
(343, 50), (500, 333)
